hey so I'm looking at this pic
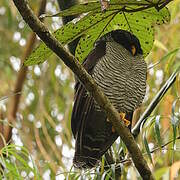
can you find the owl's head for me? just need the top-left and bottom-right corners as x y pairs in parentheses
(105, 30), (143, 56)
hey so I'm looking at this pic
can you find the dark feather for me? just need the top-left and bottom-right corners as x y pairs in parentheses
(71, 38), (106, 136)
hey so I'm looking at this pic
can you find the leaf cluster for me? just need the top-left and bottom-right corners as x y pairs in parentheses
(25, 0), (170, 65)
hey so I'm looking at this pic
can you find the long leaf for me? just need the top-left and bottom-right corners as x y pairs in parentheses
(171, 98), (180, 149)
(154, 115), (162, 148)
(143, 132), (153, 164)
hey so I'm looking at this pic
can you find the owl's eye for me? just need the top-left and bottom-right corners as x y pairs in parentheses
(131, 45), (136, 56)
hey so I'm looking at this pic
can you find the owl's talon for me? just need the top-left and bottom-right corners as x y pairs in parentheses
(108, 113), (130, 133)
(119, 112), (130, 127)
(123, 119), (131, 126)
(111, 113), (130, 133)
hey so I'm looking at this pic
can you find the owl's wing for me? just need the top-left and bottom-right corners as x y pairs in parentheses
(71, 40), (119, 168)
(71, 39), (106, 136)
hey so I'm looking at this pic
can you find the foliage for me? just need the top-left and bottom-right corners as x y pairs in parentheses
(0, 144), (40, 179)
(25, 0), (170, 65)
(0, 0), (180, 179)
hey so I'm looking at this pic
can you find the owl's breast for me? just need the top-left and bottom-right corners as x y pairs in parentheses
(92, 42), (147, 113)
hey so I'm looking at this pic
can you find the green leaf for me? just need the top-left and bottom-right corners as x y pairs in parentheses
(0, 144), (40, 179)
(100, 156), (105, 176)
(25, 0), (170, 65)
(75, 11), (119, 61)
(76, 7), (170, 62)
(132, 68), (179, 137)
(3, 161), (22, 179)
(154, 115), (162, 148)
(171, 99), (180, 148)
(25, 11), (117, 65)
(143, 132), (153, 164)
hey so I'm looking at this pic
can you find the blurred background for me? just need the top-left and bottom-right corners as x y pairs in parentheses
(0, 0), (180, 179)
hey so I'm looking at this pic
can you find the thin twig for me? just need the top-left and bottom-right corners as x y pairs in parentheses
(148, 136), (180, 154)
(0, 92), (21, 102)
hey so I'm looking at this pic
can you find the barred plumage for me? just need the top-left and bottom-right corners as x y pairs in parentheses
(93, 41), (147, 113)
(71, 30), (147, 168)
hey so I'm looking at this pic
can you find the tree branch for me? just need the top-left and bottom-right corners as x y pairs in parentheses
(12, 0), (153, 179)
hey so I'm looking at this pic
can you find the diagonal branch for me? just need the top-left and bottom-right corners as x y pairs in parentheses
(12, 0), (154, 179)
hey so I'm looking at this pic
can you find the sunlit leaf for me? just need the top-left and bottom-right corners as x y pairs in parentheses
(25, 0), (170, 65)
(25, 10), (115, 65)
(42, 2), (101, 17)
(100, 156), (105, 176)
(76, 6), (170, 62)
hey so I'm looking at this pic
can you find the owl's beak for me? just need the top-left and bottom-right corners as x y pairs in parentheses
(131, 45), (136, 56)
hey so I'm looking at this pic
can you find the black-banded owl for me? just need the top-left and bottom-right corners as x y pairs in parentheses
(71, 30), (147, 168)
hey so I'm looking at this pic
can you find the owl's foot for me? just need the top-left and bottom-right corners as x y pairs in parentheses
(107, 113), (130, 132)
(119, 112), (130, 127)
(111, 113), (130, 133)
